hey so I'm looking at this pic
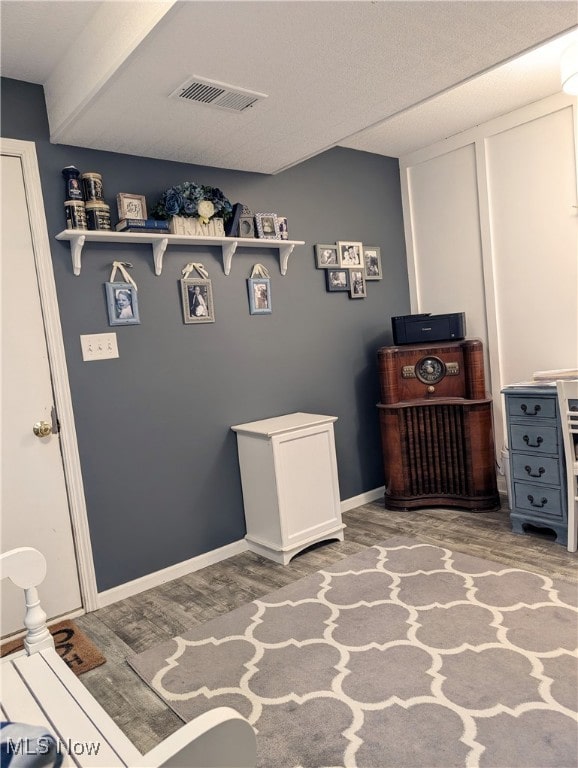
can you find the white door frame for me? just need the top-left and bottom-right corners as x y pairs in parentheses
(1, 137), (98, 611)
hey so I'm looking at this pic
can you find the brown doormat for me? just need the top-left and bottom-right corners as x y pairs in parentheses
(0, 620), (106, 675)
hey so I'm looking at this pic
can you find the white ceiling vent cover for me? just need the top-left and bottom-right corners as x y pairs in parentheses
(170, 76), (267, 112)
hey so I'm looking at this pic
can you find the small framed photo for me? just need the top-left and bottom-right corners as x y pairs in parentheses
(325, 269), (350, 292)
(117, 193), (147, 220)
(238, 215), (255, 238)
(105, 282), (140, 325)
(338, 241), (363, 267)
(349, 269), (367, 298)
(363, 246), (382, 280)
(277, 216), (288, 240)
(248, 277), (272, 314)
(180, 279), (215, 324)
(255, 213), (280, 239)
(315, 244), (339, 268)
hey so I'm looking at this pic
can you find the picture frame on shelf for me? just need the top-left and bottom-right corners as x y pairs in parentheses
(363, 246), (382, 280)
(238, 215), (256, 238)
(338, 241), (363, 267)
(315, 244), (339, 268)
(248, 277), (272, 315)
(116, 193), (147, 221)
(105, 282), (140, 326)
(255, 212), (280, 239)
(181, 278), (215, 324)
(325, 269), (350, 292)
(349, 269), (367, 298)
(277, 216), (288, 240)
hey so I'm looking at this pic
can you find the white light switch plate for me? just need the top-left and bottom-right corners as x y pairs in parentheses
(80, 333), (119, 361)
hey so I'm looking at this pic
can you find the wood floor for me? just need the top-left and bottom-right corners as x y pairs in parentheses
(75, 500), (578, 755)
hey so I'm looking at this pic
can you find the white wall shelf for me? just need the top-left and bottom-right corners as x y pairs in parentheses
(55, 230), (305, 276)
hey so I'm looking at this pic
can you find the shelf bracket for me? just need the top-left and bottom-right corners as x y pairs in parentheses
(70, 234), (86, 276)
(222, 241), (239, 275)
(279, 243), (296, 276)
(152, 238), (169, 275)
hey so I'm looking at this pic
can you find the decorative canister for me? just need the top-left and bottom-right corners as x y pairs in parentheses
(85, 200), (111, 230)
(62, 166), (83, 201)
(81, 172), (104, 202)
(64, 200), (87, 230)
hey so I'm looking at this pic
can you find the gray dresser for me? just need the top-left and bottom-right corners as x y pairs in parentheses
(502, 383), (567, 545)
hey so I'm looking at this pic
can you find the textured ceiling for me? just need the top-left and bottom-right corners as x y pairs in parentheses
(1, 0), (577, 173)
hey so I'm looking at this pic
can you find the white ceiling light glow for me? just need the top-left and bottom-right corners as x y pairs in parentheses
(561, 40), (578, 95)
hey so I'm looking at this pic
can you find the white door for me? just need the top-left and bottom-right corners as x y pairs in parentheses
(1, 150), (84, 636)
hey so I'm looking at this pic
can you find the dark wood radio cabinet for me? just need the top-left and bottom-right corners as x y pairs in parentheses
(377, 339), (499, 511)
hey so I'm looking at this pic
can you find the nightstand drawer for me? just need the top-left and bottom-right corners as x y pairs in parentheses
(510, 424), (558, 454)
(506, 395), (557, 421)
(513, 482), (562, 518)
(511, 453), (561, 486)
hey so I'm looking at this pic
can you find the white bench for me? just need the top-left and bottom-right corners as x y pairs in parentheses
(0, 547), (257, 767)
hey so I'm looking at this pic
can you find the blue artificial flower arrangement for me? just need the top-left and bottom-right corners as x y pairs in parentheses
(151, 182), (233, 224)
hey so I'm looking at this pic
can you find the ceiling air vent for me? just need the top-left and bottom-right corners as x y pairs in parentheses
(170, 76), (267, 113)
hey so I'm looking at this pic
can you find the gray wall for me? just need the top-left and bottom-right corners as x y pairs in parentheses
(2, 78), (410, 591)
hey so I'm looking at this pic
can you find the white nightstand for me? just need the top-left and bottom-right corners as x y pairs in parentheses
(231, 412), (344, 564)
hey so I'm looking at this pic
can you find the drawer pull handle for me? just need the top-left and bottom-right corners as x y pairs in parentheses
(524, 465), (545, 478)
(527, 494), (548, 508)
(521, 404), (541, 416)
(523, 435), (543, 448)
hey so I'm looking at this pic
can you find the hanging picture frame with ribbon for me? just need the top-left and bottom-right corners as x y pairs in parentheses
(180, 262), (215, 324)
(248, 264), (272, 315)
(105, 262), (140, 326)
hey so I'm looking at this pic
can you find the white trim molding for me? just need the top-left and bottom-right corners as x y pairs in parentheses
(0, 137), (98, 612)
(341, 486), (385, 512)
(97, 487), (387, 607)
(97, 539), (249, 608)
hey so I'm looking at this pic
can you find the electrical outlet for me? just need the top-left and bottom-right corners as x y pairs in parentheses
(80, 333), (119, 361)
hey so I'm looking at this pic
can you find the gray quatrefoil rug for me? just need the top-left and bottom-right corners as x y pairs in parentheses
(128, 536), (578, 768)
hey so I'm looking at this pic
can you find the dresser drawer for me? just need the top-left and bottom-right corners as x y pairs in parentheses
(513, 482), (562, 518)
(510, 423), (558, 454)
(511, 453), (561, 486)
(506, 395), (557, 421)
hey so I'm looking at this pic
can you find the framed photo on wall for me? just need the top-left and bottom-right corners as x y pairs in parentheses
(315, 244), (339, 268)
(363, 246), (382, 280)
(325, 269), (350, 292)
(180, 278), (215, 324)
(349, 269), (367, 298)
(248, 277), (272, 314)
(338, 241), (363, 267)
(105, 282), (140, 325)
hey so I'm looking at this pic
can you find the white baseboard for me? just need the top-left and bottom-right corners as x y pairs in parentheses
(341, 486), (384, 512)
(96, 488), (386, 609)
(97, 539), (249, 608)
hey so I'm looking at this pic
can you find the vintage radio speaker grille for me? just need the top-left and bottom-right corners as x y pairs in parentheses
(402, 405), (467, 496)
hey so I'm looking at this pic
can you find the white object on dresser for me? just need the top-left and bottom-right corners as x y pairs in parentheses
(556, 379), (578, 553)
(0, 547), (257, 768)
(231, 412), (345, 565)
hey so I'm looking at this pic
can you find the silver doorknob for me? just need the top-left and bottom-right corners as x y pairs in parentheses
(33, 421), (52, 438)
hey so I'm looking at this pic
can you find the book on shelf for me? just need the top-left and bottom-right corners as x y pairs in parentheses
(119, 227), (172, 234)
(116, 218), (170, 232)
